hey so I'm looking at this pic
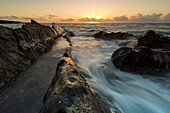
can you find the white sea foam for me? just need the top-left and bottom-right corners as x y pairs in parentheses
(71, 36), (170, 113)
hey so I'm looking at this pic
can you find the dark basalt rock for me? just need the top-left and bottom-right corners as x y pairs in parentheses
(93, 31), (133, 40)
(40, 49), (113, 113)
(137, 30), (170, 50)
(111, 47), (170, 75)
(0, 20), (65, 88)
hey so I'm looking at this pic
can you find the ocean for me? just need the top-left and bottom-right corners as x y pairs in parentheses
(60, 23), (170, 113)
(0, 23), (170, 113)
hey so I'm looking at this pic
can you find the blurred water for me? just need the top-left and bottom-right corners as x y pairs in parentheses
(71, 36), (170, 113)
(56, 23), (170, 37)
(1, 23), (170, 113)
(2, 23), (170, 37)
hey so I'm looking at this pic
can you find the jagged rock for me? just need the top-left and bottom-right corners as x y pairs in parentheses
(111, 47), (170, 75)
(63, 31), (75, 46)
(0, 20), (65, 88)
(93, 31), (133, 40)
(40, 49), (112, 113)
(137, 30), (170, 50)
(53, 26), (65, 36)
(31, 19), (41, 24)
(0, 26), (30, 87)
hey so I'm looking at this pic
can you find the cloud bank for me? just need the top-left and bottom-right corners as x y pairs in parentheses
(113, 13), (170, 23)
(113, 16), (129, 21)
(0, 13), (170, 23)
(78, 17), (112, 22)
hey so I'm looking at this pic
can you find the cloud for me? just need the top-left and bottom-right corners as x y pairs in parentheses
(78, 17), (112, 22)
(47, 15), (58, 19)
(130, 13), (162, 22)
(78, 17), (91, 22)
(59, 18), (75, 22)
(0, 15), (58, 22)
(113, 16), (129, 21)
(163, 13), (170, 21)
(0, 13), (170, 23)
(0, 15), (20, 20)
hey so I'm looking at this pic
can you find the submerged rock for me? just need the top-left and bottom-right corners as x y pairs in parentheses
(137, 30), (170, 50)
(0, 20), (65, 88)
(111, 47), (170, 75)
(93, 31), (133, 40)
(40, 49), (112, 113)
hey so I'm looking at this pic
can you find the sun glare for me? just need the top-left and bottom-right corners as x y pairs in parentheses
(85, 21), (99, 24)
(90, 21), (98, 24)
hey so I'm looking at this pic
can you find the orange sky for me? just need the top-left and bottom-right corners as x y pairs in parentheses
(0, 0), (170, 23)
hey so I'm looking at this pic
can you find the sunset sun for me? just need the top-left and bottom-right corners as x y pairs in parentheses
(87, 21), (99, 24)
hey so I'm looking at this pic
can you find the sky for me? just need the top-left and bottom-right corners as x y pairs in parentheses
(0, 0), (170, 23)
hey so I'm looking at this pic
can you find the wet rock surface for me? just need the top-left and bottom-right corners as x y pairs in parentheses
(40, 49), (112, 113)
(137, 30), (170, 50)
(93, 31), (133, 40)
(111, 30), (170, 75)
(0, 20), (65, 88)
(63, 31), (75, 46)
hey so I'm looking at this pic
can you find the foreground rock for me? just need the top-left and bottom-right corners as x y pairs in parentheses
(93, 31), (133, 40)
(40, 49), (112, 113)
(111, 46), (170, 75)
(111, 30), (170, 75)
(0, 20), (65, 88)
(137, 30), (170, 50)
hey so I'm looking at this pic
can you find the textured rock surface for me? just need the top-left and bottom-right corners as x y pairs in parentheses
(111, 30), (170, 75)
(63, 31), (75, 46)
(0, 20), (65, 88)
(40, 49), (112, 113)
(93, 31), (133, 40)
(111, 47), (170, 75)
(137, 30), (170, 50)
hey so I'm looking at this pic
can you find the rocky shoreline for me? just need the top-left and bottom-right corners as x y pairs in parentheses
(110, 30), (170, 76)
(0, 20), (65, 88)
(93, 30), (170, 76)
(40, 49), (112, 113)
(0, 21), (113, 113)
(1, 21), (170, 113)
